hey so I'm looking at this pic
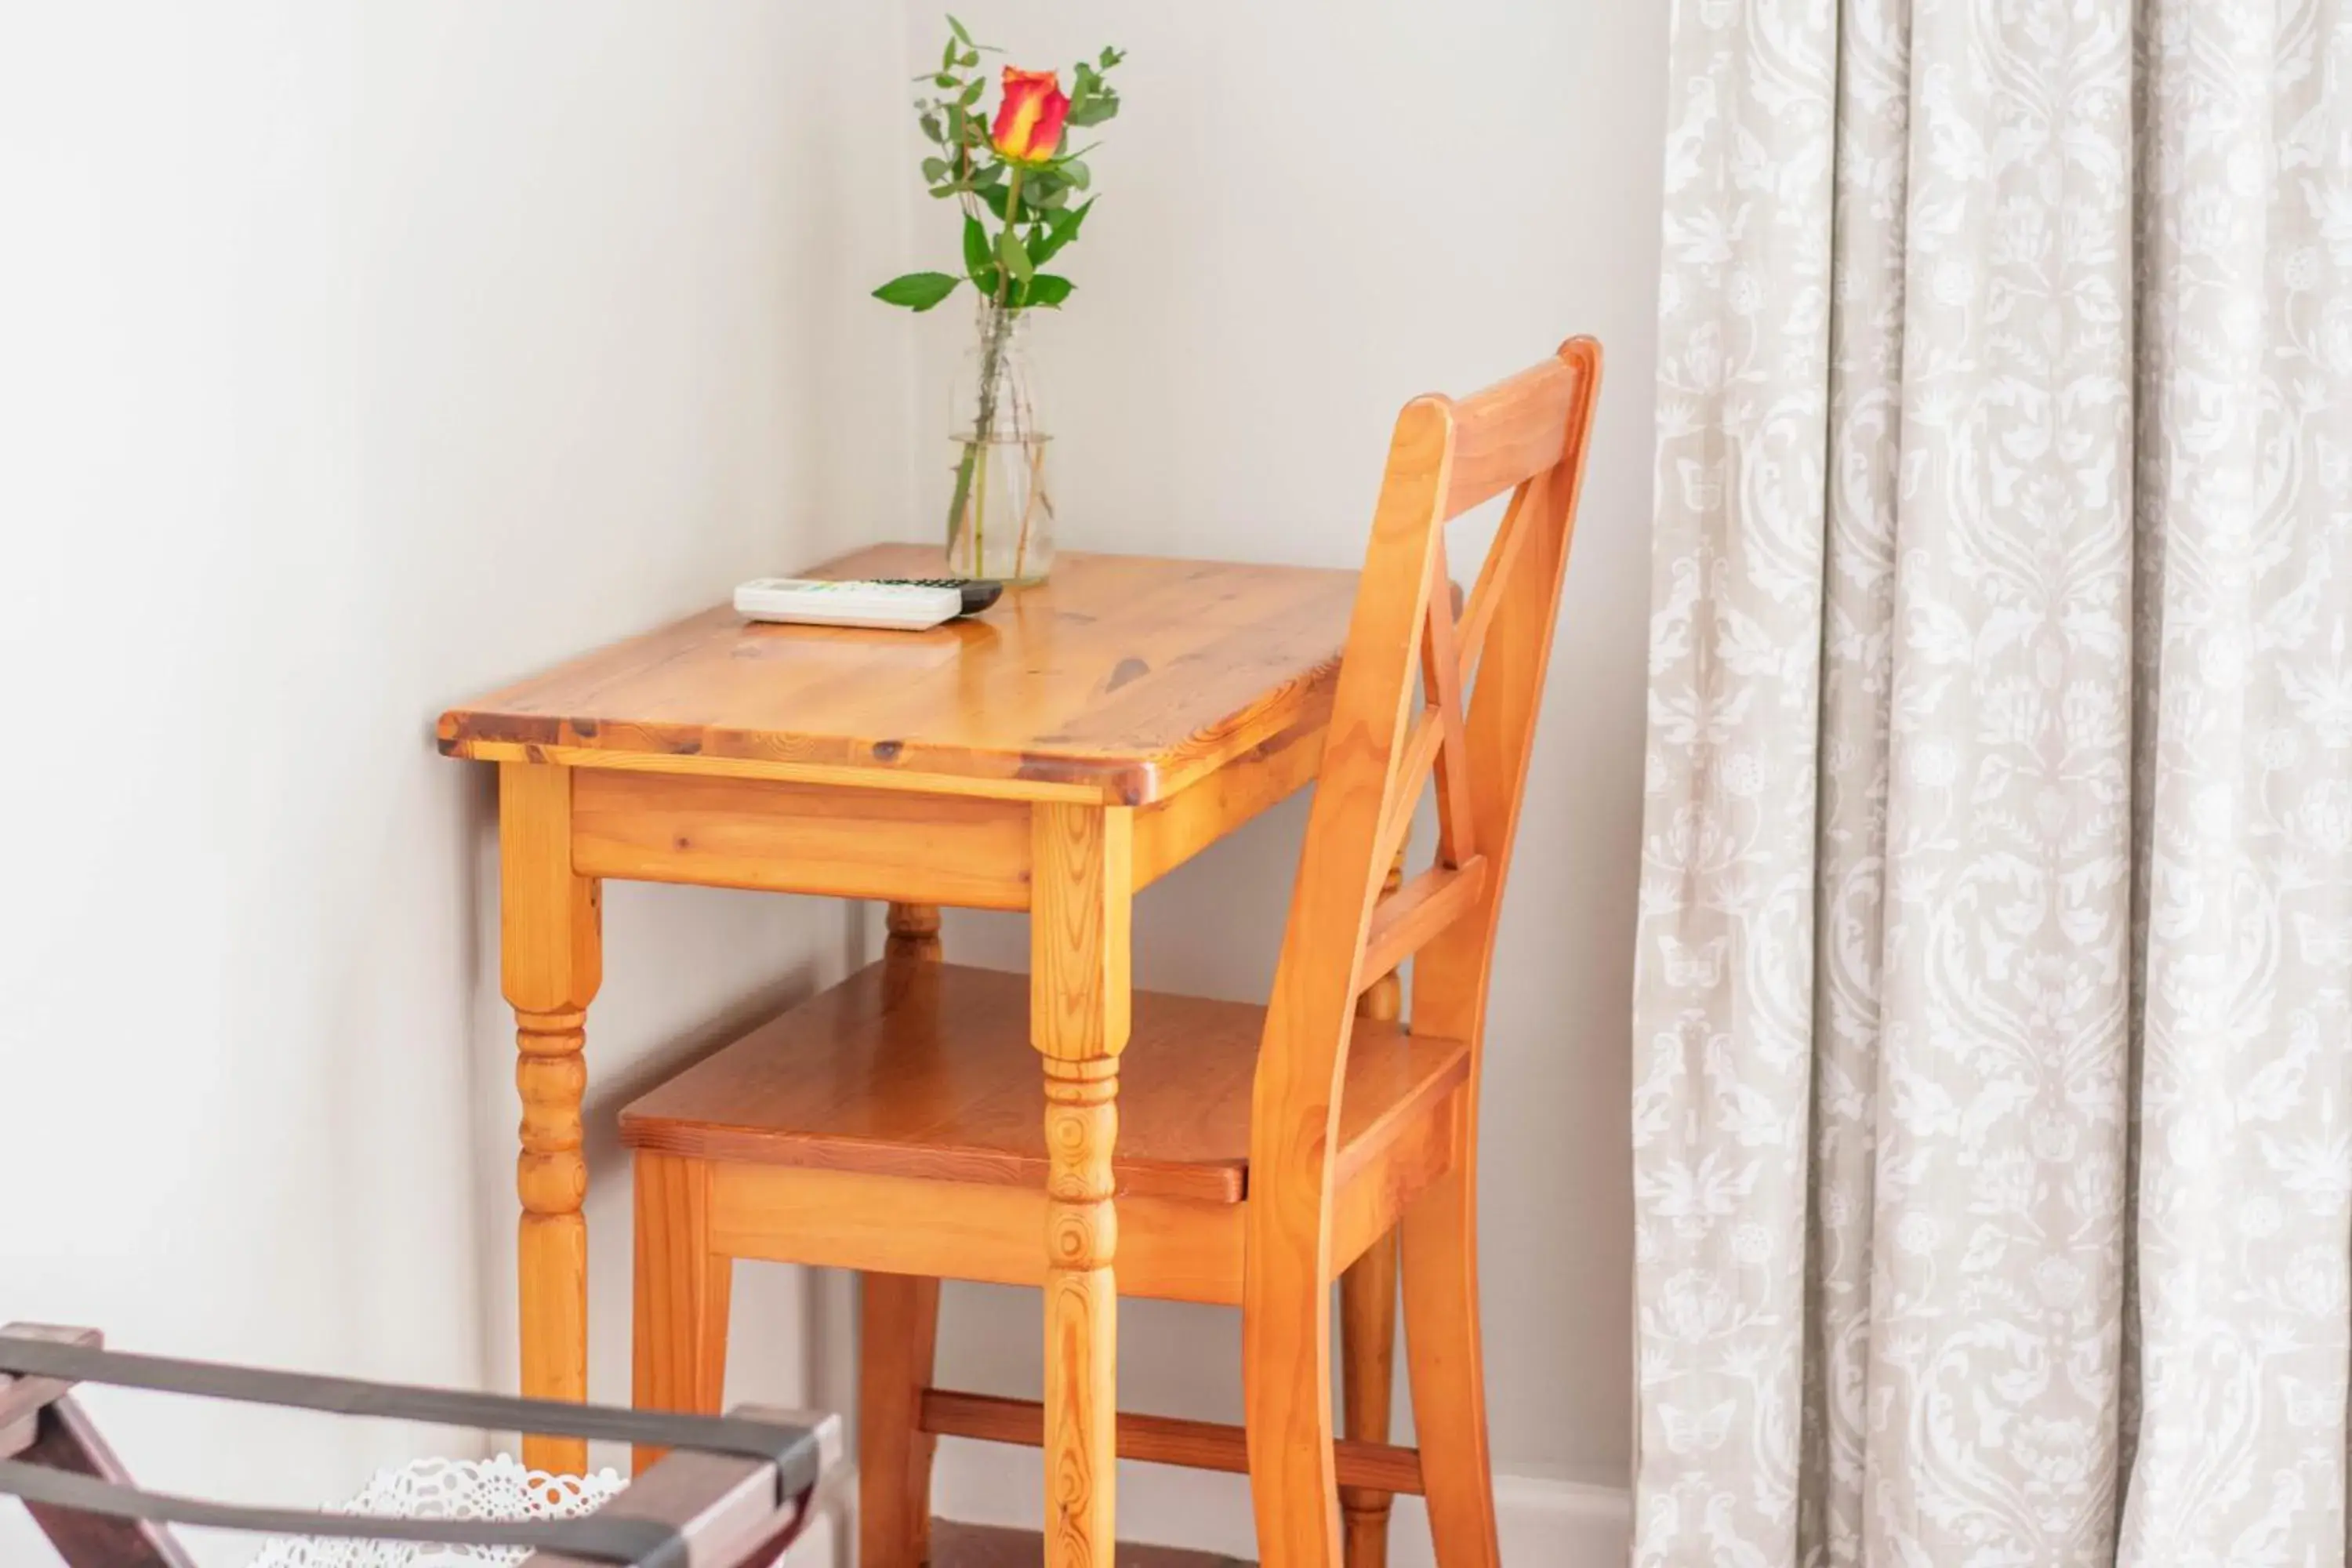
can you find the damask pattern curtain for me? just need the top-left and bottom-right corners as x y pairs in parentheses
(1632, 0), (2352, 1562)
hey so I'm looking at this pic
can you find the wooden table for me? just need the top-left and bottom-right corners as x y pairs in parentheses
(437, 545), (1356, 1539)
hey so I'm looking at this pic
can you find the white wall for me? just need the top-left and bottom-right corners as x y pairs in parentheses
(901, 2), (1667, 1558)
(0, 4), (913, 1561)
(1, 2), (1664, 1562)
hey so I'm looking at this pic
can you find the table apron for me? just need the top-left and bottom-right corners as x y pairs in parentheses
(569, 769), (1034, 910)
(562, 723), (1321, 911)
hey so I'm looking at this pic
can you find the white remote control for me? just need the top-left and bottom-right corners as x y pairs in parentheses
(735, 577), (964, 631)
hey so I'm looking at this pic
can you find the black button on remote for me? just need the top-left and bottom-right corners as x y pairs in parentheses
(874, 578), (1004, 616)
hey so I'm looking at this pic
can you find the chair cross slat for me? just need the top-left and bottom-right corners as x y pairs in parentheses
(1371, 705), (1443, 892)
(1417, 536), (1478, 869)
(1453, 471), (1543, 689)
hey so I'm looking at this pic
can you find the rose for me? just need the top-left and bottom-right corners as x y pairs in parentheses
(991, 67), (1070, 164)
(874, 29), (1121, 320)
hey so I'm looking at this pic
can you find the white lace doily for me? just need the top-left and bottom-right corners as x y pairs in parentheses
(250, 1454), (626, 1568)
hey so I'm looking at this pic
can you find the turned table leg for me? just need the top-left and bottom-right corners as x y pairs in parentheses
(884, 901), (942, 964)
(1030, 804), (1131, 1568)
(499, 762), (603, 1476)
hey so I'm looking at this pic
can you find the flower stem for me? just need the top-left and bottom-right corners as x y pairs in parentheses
(949, 169), (1026, 574)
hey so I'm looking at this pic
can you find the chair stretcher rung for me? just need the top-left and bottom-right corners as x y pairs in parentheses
(917, 1388), (1425, 1495)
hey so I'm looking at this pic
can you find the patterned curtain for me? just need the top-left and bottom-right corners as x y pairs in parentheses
(1631, 0), (2352, 1561)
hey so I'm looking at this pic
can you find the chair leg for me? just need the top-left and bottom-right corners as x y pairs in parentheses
(872, 906), (944, 1561)
(1245, 1219), (1345, 1566)
(1339, 1232), (1399, 1568)
(859, 1272), (942, 1568)
(631, 1152), (731, 1475)
(1399, 1162), (1499, 1568)
(1343, 870), (1406, 1568)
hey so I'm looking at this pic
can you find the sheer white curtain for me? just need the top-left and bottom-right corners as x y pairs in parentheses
(1631, 0), (2352, 1562)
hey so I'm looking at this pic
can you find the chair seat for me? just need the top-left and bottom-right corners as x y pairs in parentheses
(619, 961), (1468, 1204)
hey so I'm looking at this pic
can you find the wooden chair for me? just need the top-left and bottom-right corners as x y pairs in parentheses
(621, 336), (1602, 1566)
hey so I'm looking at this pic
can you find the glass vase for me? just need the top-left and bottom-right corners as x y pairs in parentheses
(946, 303), (1054, 583)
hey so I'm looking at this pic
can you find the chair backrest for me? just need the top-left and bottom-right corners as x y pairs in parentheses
(1249, 336), (1602, 1250)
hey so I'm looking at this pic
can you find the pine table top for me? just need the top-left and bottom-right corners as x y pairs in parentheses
(437, 545), (1358, 804)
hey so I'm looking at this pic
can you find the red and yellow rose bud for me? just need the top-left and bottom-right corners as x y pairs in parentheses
(990, 67), (1069, 163)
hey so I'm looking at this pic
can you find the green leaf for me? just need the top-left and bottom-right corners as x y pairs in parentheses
(1020, 274), (1073, 308)
(918, 112), (943, 143)
(962, 214), (993, 283)
(996, 227), (1033, 281)
(873, 272), (962, 311)
(959, 78), (985, 106)
(977, 182), (1011, 221)
(1058, 158), (1091, 190)
(921, 158), (949, 183)
(1066, 94), (1119, 128)
(1029, 198), (1094, 264)
(947, 14), (974, 46)
(934, 73), (956, 89)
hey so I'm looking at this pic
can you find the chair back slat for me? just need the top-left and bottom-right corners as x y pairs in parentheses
(1439, 354), (1589, 520)
(1248, 335), (1602, 1258)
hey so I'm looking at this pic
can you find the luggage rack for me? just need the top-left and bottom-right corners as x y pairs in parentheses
(0, 1324), (838, 1568)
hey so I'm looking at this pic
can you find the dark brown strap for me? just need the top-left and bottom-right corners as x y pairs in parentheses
(0, 1455), (687, 1566)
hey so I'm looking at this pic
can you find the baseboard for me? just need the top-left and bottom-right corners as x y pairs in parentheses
(924, 1438), (1632, 1566)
